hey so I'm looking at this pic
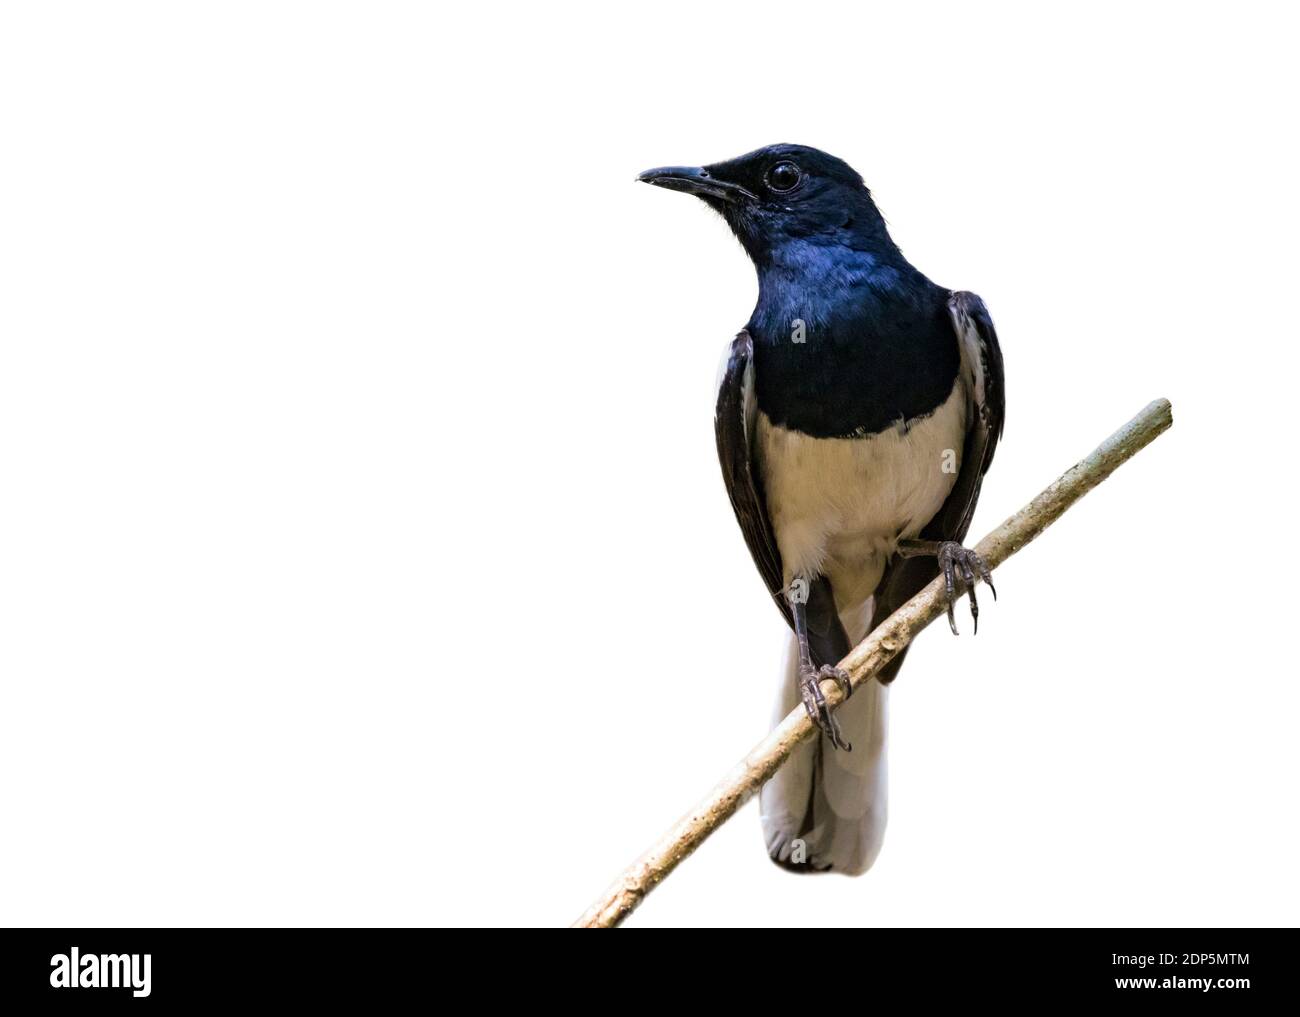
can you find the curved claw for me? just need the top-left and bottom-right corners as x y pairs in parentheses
(960, 557), (979, 634)
(799, 667), (853, 751)
(976, 555), (997, 600)
(823, 710), (851, 751)
(937, 541), (999, 636)
(941, 554), (959, 635)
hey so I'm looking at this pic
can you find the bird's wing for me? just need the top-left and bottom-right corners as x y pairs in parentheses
(933, 290), (1006, 536)
(869, 291), (1006, 681)
(715, 331), (850, 666)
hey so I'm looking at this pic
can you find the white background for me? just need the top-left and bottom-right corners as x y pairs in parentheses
(1, 2), (1297, 928)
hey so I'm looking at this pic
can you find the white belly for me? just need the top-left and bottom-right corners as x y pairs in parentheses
(756, 379), (967, 640)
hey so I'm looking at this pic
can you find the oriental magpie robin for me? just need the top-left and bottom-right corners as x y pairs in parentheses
(638, 145), (1004, 873)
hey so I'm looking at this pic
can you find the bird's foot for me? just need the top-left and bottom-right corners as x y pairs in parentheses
(798, 664), (853, 751)
(935, 541), (996, 635)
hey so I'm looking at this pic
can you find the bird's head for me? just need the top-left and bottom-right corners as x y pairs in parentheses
(637, 144), (892, 266)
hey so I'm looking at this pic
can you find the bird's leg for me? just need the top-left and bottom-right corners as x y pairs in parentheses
(787, 579), (853, 751)
(896, 539), (997, 635)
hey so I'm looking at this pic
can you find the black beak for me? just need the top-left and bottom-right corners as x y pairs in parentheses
(637, 165), (756, 203)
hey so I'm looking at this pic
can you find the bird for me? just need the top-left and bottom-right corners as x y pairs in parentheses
(638, 144), (1004, 875)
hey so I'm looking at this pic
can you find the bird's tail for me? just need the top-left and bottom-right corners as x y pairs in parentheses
(760, 625), (889, 875)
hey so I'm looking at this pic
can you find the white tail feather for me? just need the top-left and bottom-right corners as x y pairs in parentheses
(759, 631), (889, 874)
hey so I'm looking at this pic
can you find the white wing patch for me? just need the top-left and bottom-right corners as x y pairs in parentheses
(948, 296), (989, 425)
(715, 336), (759, 447)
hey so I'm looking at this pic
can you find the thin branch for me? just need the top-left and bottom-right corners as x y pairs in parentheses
(573, 398), (1174, 929)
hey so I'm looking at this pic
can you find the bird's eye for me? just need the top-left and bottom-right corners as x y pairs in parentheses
(765, 161), (802, 193)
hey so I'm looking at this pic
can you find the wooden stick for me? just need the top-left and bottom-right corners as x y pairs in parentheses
(573, 398), (1174, 928)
